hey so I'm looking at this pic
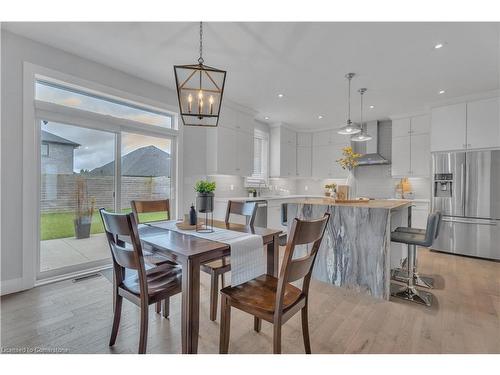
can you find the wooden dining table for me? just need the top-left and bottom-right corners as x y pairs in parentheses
(137, 220), (282, 354)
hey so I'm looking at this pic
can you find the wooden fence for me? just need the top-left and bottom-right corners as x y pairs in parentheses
(41, 174), (170, 213)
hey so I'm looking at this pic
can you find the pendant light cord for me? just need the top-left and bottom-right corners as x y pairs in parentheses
(360, 89), (363, 131)
(198, 22), (204, 65)
(347, 75), (351, 124)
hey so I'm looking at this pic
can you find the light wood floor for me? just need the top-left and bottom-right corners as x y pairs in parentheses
(1, 248), (499, 354)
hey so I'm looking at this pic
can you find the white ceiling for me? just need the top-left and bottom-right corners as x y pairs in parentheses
(3, 22), (500, 129)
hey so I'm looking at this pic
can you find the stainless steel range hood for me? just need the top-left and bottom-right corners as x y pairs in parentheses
(354, 120), (390, 166)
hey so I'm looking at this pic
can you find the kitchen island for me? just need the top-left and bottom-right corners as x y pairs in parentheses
(286, 198), (412, 300)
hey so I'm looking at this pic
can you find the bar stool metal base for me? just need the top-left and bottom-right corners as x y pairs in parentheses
(390, 283), (432, 306)
(391, 268), (434, 289)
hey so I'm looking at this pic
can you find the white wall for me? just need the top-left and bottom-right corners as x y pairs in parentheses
(0, 31), (260, 293)
(0, 31), (192, 293)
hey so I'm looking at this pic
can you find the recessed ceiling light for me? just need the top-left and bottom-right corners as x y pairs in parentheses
(434, 43), (444, 49)
(369, 105), (375, 109)
(318, 115), (323, 119)
(277, 93), (284, 98)
(264, 116), (270, 120)
(439, 90), (446, 94)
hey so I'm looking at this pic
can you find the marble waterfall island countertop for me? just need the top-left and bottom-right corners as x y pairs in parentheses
(286, 199), (412, 300)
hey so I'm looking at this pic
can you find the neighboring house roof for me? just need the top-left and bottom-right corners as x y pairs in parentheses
(90, 145), (171, 177)
(41, 130), (80, 147)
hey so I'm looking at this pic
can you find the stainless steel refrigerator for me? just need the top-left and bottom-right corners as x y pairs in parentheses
(432, 150), (500, 260)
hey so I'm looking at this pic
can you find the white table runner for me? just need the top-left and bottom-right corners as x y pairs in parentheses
(147, 221), (266, 286)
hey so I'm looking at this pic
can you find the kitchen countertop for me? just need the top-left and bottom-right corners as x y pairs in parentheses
(214, 195), (325, 202)
(215, 195), (429, 204)
(216, 195), (416, 209)
(287, 198), (412, 210)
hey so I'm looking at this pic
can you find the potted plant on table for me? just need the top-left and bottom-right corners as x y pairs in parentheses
(194, 180), (216, 213)
(74, 176), (95, 239)
(336, 146), (362, 199)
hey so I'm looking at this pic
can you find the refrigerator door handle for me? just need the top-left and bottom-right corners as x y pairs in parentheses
(442, 217), (498, 226)
(461, 161), (466, 214)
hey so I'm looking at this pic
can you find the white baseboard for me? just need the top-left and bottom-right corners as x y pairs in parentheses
(0, 277), (30, 296)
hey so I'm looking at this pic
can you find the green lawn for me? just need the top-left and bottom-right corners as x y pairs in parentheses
(40, 210), (168, 241)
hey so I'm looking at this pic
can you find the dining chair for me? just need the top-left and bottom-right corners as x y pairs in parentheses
(99, 208), (182, 354)
(201, 200), (258, 321)
(219, 213), (330, 354)
(131, 199), (177, 316)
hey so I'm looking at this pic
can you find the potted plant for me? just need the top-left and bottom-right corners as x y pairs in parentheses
(336, 146), (362, 199)
(324, 183), (337, 198)
(194, 180), (216, 213)
(247, 188), (257, 198)
(74, 176), (95, 239)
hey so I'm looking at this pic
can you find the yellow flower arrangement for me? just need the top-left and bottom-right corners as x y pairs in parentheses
(336, 146), (362, 170)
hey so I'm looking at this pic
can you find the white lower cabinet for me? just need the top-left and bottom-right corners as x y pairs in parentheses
(267, 200), (287, 232)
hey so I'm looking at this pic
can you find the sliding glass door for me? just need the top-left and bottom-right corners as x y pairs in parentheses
(39, 121), (116, 277)
(35, 78), (178, 281)
(119, 132), (172, 219)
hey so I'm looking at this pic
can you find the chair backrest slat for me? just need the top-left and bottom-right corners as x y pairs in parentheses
(225, 200), (258, 227)
(100, 208), (144, 271)
(131, 199), (170, 224)
(275, 213), (330, 312)
(287, 254), (316, 283)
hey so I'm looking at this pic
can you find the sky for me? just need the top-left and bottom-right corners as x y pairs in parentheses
(38, 83), (171, 172)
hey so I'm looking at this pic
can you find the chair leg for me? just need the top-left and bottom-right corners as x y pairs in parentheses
(219, 295), (231, 354)
(221, 273), (226, 288)
(254, 317), (261, 332)
(138, 301), (149, 354)
(162, 297), (170, 319)
(155, 301), (161, 314)
(273, 322), (282, 354)
(210, 271), (219, 321)
(301, 305), (311, 354)
(109, 292), (123, 346)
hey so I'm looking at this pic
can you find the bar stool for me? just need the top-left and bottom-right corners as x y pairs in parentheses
(390, 212), (440, 306)
(392, 211), (442, 289)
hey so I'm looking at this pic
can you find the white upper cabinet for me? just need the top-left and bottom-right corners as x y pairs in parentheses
(391, 136), (411, 176)
(206, 108), (255, 176)
(410, 133), (430, 176)
(410, 114), (430, 135)
(297, 132), (312, 147)
(392, 114), (430, 177)
(296, 132), (312, 177)
(312, 130), (332, 146)
(297, 145), (312, 177)
(431, 98), (500, 152)
(392, 118), (411, 138)
(236, 130), (254, 176)
(431, 102), (468, 152)
(270, 125), (297, 177)
(466, 97), (500, 150)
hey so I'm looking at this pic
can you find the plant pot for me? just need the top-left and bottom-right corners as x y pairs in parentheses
(196, 192), (214, 213)
(74, 216), (92, 239)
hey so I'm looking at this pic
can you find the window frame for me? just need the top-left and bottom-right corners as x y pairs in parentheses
(22, 62), (182, 288)
(251, 128), (269, 181)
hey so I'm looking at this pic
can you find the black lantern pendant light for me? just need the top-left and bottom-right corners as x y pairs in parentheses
(337, 73), (362, 135)
(174, 22), (227, 127)
(351, 88), (373, 142)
